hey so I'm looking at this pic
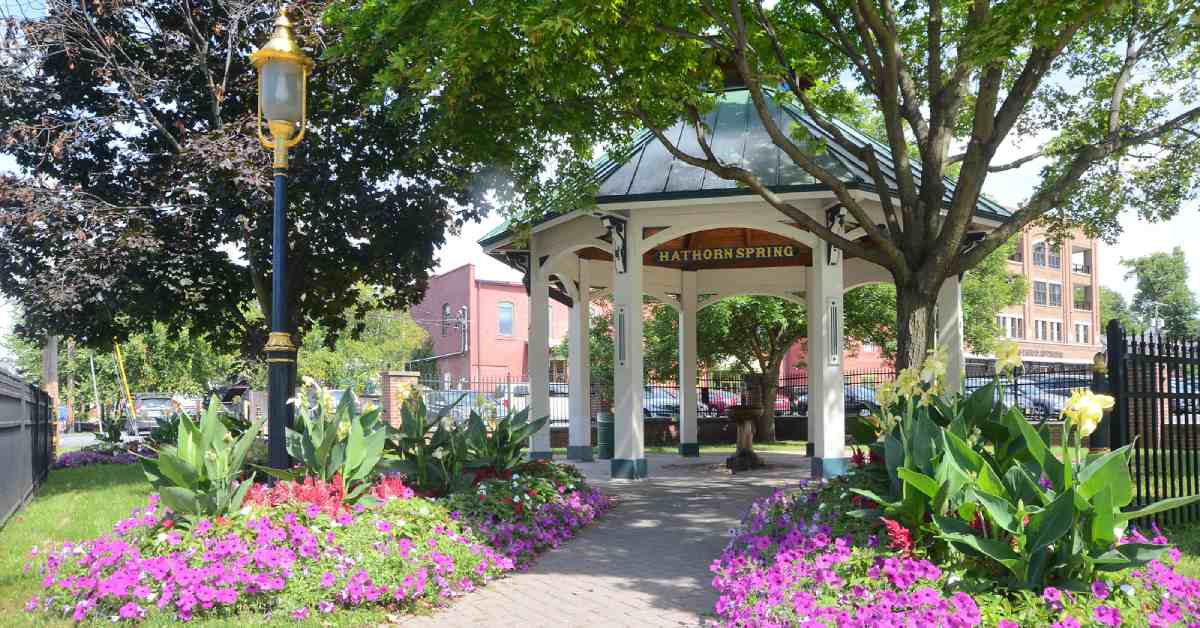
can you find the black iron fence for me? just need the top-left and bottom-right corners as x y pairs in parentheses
(1107, 320), (1200, 526)
(418, 364), (1100, 430)
(0, 370), (54, 527)
(965, 361), (1094, 423)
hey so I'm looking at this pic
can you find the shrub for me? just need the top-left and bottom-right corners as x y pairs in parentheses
(447, 464), (610, 568)
(138, 396), (263, 522)
(256, 384), (389, 503)
(854, 346), (1200, 589)
(711, 474), (1200, 627)
(24, 492), (512, 623)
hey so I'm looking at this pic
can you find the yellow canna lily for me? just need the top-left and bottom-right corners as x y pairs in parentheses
(1062, 388), (1114, 437)
(921, 348), (948, 386)
(895, 368), (922, 398)
(994, 340), (1023, 375)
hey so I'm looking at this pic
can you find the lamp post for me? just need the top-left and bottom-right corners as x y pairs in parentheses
(251, 7), (313, 469)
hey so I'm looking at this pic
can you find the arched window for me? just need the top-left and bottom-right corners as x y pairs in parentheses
(497, 302), (514, 336)
(1032, 241), (1047, 266)
(441, 303), (451, 337)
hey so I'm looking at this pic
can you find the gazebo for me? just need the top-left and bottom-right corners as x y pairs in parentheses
(479, 88), (1012, 479)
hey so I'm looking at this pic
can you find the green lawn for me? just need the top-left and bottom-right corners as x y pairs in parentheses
(0, 464), (150, 624)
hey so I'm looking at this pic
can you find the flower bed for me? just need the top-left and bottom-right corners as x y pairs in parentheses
(448, 461), (611, 568)
(25, 463), (608, 624)
(53, 443), (155, 469)
(710, 474), (1200, 627)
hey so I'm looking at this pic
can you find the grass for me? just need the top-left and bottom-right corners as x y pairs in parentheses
(0, 463), (149, 625)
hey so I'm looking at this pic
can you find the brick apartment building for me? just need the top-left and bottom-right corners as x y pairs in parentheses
(993, 225), (1102, 365)
(410, 264), (569, 381)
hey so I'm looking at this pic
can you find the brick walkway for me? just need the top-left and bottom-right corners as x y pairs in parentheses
(405, 452), (808, 627)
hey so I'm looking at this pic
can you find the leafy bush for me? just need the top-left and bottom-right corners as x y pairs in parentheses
(855, 345), (1200, 589)
(447, 462), (609, 567)
(712, 473), (1200, 627)
(257, 387), (388, 502)
(147, 413), (179, 446)
(24, 492), (512, 623)
(463, 407), (549, 475)
(25, 461), (607, 623)
(138, 396), (263, 522)
(386, 395), (549, 495)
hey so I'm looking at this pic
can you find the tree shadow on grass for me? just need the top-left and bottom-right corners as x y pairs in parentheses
(36, 463), (150, 500)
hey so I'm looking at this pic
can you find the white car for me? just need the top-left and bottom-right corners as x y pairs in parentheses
(491, 382), (570, 424)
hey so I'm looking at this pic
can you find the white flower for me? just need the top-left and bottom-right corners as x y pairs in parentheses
(1120, 584), (1136, 597)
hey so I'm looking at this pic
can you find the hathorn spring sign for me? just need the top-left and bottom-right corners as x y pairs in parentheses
(647, 244), (807, 269)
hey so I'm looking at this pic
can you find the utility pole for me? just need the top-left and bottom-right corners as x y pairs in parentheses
(41, 336), (58, 418)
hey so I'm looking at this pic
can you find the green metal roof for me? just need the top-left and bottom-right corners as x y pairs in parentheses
(479, 89), (1011, 248)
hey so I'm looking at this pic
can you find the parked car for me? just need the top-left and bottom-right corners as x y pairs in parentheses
(125, 393), (177, 434)
(488, 382), (569, 423)
(791, 386), (880, 418)
(963, 377), (1068, 419)
(643, 387), (711, 418)
(700, 389), (740, 414)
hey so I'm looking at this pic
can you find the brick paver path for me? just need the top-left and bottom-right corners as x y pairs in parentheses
(405, 452), (808, 627)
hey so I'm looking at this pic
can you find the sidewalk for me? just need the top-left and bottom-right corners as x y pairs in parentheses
(404, 452), (807, 627)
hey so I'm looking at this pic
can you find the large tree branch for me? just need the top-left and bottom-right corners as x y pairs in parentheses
(724, 1), (906, 270)
(953, 104), (1200, 274)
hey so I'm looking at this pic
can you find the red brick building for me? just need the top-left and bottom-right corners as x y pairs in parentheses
(410, 264), (570, 380)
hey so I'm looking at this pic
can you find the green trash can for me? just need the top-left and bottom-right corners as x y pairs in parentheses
(596, 411), (614, 460)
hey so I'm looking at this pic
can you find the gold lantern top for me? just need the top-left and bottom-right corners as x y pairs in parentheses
(251, 7), (314, 166)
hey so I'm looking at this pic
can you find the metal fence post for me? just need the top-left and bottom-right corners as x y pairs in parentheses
(1106, 319), (1128, 449)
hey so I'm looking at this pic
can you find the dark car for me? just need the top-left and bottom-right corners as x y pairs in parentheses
(792, 386), (880, 418)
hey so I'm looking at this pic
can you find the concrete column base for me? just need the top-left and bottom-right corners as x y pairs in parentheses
(679, 443), (700, 457)
(811, 457), (850, 478)
(611, 458), (648, 479)
(567, 445), (594, 462)
(529, 451), (553, 461)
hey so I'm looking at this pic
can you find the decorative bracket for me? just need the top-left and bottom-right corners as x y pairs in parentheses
(600, 215), (629, 274)
(825, 205), (846, 266)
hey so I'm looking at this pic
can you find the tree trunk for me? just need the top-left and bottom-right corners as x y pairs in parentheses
(755, 375), (778, 443)
(895, 284), (938, 370)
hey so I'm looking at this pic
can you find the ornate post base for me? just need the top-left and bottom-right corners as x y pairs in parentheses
(265, 331), (297, 469)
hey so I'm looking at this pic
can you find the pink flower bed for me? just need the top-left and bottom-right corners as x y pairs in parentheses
(710, 481), (1200, 627)
(25, 468), (608, 623)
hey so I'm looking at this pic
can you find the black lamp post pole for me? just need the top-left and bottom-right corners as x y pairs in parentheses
(266, 165), (297, 469)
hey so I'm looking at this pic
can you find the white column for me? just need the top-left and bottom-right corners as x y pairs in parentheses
(611, 217), (646, 478)
(806, 240), (847, 477)
(528, 244), (552, 459)
(678, 271), (699, 456)
(937, 275), (965, 395)
(567, 262), (593, 461)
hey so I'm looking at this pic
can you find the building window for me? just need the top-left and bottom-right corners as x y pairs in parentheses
(441, 303), (451, 337)
(1034, 281), (1048, 305)
(497, 302), (514, 336)
(1009, 236), (1024, 262)
(1075, 322), (1091, 344)
(1035, 320), (1063, 342)
(1032, 241), (1047, 266)
(1049, 283), (1062, 307)
(1072, 247), (1092, 274)
(1073, 284), (1092, 311)
(996, 315), (1025, 339)
(1048, 244), (1061, 269)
